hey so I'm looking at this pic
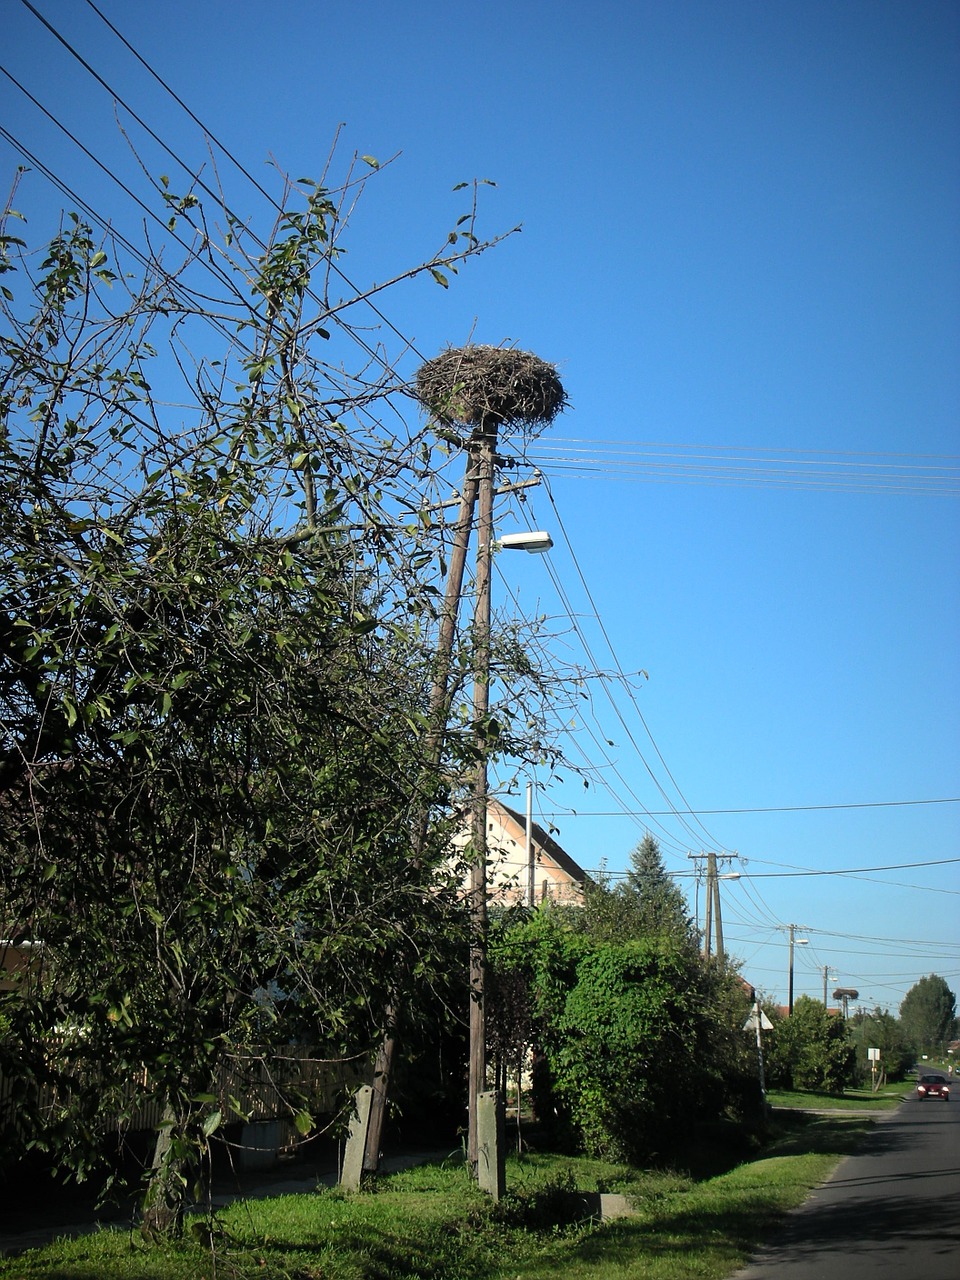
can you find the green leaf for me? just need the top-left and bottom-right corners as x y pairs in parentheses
(202, 1109), (222, 1137)
(430, 268), (449, 289)
(361, 155), (380, 169)
(293, 1109), (313, 1136)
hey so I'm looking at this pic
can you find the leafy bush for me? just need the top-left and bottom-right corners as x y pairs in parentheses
(491, 908), (756, 1163)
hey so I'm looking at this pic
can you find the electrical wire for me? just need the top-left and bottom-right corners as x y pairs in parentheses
(538, 472), (726, 850)
(531, 797), (960, 816)
(525, 439), (960, 498)
(78, 0), (433, 368)
(17, 0), (475, 397)
(737, 857), (960, 877)
(514, 487), (720, 854)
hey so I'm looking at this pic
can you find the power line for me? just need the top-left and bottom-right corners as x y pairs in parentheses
(533, 797), (960, 816)
(491, 561), (685, 853)
(524, 439), (960, 497)
(589, 855), (959, 879)
(14, 0), (453, 393)
(805, 926), (960, 950)
(539, 474), (724, 849)
(0, 68), (243, 301)
(520, 484), (720, 854)
(740, 857), (960, 878)
(78, 0), (433, 366)
(497, 475), (792, 930)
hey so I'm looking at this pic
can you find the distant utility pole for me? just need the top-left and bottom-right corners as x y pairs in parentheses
(689, 851), (739, 962)
(787, 924), (809, 1015)
(822, 964), (837, 1008)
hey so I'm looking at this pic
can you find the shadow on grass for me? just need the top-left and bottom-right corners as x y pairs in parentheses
(753, 1113), (878, 1159)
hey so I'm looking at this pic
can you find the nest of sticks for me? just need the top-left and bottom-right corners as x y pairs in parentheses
(415, 345), (567, 437)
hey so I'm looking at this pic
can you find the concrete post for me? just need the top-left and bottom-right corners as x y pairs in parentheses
(476, 1090), (505, 1200)
(339, 1084), (373, 1191)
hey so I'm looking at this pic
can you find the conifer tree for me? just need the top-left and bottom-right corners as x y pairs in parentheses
(624, 833), (694, 943)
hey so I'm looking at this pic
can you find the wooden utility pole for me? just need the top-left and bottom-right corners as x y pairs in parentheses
(787, 923), (807, 1014)
(702, 853), (713, 959)
(468, 415), (497, 1170)
(346, 342), (565, 1194)
(710, 850), (725, 961)
(694, 850), (737, 963)
(358, 461), (482, 1177)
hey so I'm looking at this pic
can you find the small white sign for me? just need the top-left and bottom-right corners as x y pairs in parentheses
(743, 1002), (774, 1032)
(868, 1047), (881, 1062)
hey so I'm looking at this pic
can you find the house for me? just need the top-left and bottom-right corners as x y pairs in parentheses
(453, 797), (589, 906)
(0, 939), (40, 992)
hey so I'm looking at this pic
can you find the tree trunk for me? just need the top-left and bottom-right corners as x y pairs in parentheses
(141, 1104), (189, 1238)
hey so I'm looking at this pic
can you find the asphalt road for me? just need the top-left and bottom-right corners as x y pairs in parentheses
(733, 1093), (960, 1280)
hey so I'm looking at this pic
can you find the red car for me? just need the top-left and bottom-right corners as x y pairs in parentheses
(916, 1073), (950, 1101)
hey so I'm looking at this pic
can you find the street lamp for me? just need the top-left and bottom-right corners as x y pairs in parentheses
(498, 530), (553, 553)
(787, 924), (808, 1014)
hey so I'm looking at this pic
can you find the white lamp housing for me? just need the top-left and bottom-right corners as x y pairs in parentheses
(498, 530), (554, 554)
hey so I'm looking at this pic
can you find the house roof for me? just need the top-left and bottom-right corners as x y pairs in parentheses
(492, 799), (590, 887)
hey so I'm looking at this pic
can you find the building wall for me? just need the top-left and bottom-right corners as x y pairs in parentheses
(452, 800), (585, 906)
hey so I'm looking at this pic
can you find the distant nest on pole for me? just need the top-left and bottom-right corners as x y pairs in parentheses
(414, 344), (567, 440)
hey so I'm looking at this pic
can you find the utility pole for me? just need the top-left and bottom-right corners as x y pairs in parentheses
(710, 851), (725, 960)
(703, 853), (713, 959)
(690, 851), (739, 962)
(467, 414), (497, 1171)
(787, 924), (808, 1015)
(821, 964), (837, 1008)
(350, 456), (541, 1182)
(525, 780), (535, 908)
(361, 342), (566, 1197)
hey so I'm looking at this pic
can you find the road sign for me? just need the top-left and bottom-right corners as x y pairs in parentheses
(743, 1002), (774, 1032)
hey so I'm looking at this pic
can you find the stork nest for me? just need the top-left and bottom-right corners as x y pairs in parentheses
(415, 344), (567, 437)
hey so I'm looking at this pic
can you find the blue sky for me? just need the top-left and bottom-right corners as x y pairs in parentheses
(3, 0), (958, 1015)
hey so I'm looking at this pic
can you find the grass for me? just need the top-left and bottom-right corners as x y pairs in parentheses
(0, 1114), (881, 1280)
(766, 1081), (906, 1111)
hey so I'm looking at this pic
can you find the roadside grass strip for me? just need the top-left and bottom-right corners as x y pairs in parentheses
(0, 1118), (877, 1280)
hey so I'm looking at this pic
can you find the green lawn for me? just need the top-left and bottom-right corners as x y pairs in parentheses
(766, 1082), (906, 1111)
(0, 1114), (880, 1280)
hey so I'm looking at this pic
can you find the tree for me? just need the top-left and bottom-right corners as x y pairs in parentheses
(624, 833), (696, 943)
(571, 835), (696, 949)
(899, 976), (957, 1059)
(765, 996), (854, 1094)
(847, 1008), (912, 1085)
(0, 159), (551, 1231)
